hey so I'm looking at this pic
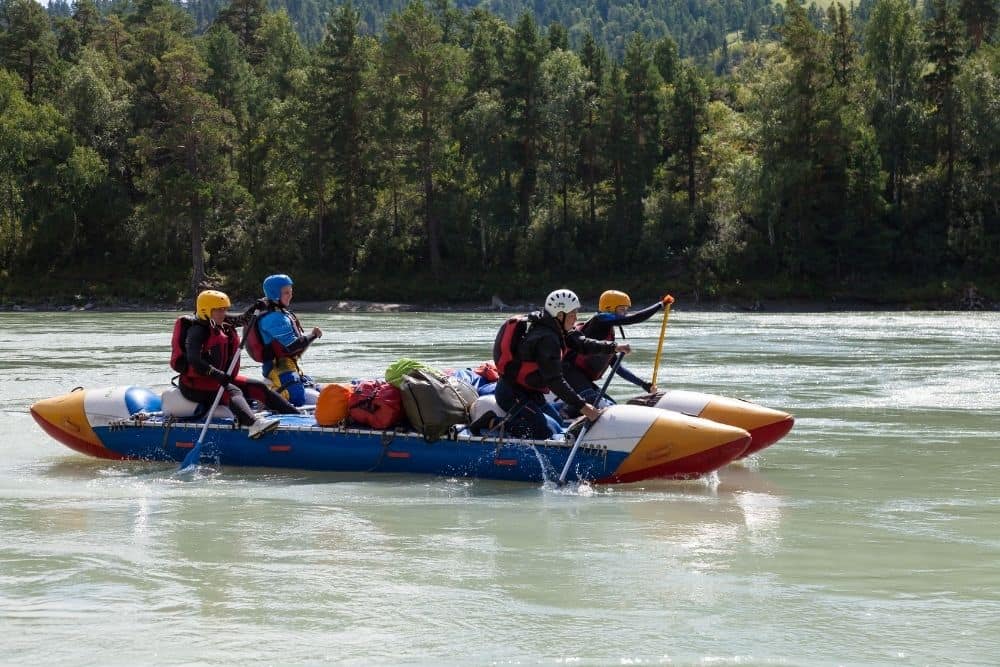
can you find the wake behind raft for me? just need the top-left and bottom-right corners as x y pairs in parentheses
(30, 386), (759, 484)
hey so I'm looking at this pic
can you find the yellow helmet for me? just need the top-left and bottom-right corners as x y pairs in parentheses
(196, 290), (231, 320)
(599, 290), (631, 313)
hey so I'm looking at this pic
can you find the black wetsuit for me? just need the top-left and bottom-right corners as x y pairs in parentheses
(562, 301), (664, 414)
(496, 311), (616, 439)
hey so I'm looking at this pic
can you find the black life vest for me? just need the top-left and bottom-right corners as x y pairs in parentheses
(170, 316), (198, 373)
(568, 318), (617, 381)
(493, 315), (542, 391)
(245, 304), (305, 362)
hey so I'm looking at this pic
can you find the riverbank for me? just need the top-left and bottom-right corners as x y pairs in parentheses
(2, 293), (996, 313)
(3, 265), (996, 313)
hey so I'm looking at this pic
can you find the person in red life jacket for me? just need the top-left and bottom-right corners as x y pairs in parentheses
(255, 274), (324, 406)
(492, 289), (631, 440)
(179, 290), (299, 439)
(560, 290), (674, 417)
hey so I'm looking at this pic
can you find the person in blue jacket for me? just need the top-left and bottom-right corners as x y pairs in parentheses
(256, 274), (324, 406)
(560, 290), (673, 417)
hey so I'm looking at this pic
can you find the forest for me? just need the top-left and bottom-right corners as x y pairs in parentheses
(1, 0), (997, 306)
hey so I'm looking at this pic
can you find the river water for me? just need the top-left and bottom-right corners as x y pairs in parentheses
(2, 310), (998, 665)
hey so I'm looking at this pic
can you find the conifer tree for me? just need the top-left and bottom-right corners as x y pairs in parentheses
(864, 0), (923, 210)
(504, 12), (545, 230)
(620, 32), (662, 255)
(384, 0), (465, 273)
(924, 0), (966, 227)
(131, 42), (245, 294)
(311, 2), (375, 270)
(0, 0), (59, 99)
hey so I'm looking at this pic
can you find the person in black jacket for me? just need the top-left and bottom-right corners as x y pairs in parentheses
(493, 289), (630, 439)
(560, 290), (673, 417)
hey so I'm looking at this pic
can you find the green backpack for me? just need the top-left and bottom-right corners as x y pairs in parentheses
(398, 369), (479, 441)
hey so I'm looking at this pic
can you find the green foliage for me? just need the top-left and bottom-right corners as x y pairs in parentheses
(1, 0), (60, 99)
(2, 0), (995, 305)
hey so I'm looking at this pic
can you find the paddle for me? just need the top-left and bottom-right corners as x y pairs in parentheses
(179, 311), (259, 472)
(557, 351), (625, 486)
(650, 296), (673, 388)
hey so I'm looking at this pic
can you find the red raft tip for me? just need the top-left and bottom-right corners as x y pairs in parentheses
(597, 433), (751, 485)
(739, 416), (795, 459)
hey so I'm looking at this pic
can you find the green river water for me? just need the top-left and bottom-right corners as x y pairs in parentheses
(1, 310), (998, 665)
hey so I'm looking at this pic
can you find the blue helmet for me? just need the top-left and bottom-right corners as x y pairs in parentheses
(263, 274), (293, 301)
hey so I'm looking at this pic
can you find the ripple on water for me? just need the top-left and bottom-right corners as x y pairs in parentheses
(3, 310), (1000, 664)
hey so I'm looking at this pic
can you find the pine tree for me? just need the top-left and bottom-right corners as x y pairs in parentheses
(310, 1), (375, 270)
(668, 66), (709, 208)
(653, 35), (680, 85)
(924, 0), (966, 227)
(384, 0), (465, 273)
(539, 49), (586, 236)
(864, 0), (923, 210)
(504, 12), (545, 230)
(828, 3), (855, 87)
(958, 0), (998, 48)
(0, 0), (59, 99)
(215, 0), (265, 63)
(130, 41), (246, 294)
(620, 32), (662, 256)
(578, 33), (607, 232)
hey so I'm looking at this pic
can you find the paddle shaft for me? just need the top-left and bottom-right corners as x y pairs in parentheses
(557, 352), (625, 485)
(650, 302), (672, 387)
(179, 312), (258, 470)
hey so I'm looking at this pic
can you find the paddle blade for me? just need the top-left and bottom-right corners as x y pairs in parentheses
(178, 441), (203, 471)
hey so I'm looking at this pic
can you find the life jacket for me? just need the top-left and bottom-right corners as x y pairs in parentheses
(493, 315), (541, 391)
(246, 303), (305, 362)
(181, 321), (240, 392)
(568, 318), (617, 381)
(170, 316), (198, 373)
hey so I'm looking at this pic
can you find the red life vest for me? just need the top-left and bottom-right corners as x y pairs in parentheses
(570, 319), (616, 381)
(170, 316), (197, 373)
(246, 306), (306, 362)
(181, 321), (241, 391)
(493, 316), (544, 391)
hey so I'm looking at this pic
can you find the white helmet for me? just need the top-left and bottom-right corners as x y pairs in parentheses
(544, 289), (581, 317)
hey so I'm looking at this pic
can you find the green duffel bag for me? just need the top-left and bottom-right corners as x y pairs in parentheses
(398, 369), (479, 441)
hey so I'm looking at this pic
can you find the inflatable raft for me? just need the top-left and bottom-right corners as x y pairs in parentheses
(625, 389), (794, 458)
(30, 386), (753, 484)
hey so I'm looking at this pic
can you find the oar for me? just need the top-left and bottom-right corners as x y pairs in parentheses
(179, 312), (259, 472)
(557, 352), (625, 486)
(650, 296), (673, 388)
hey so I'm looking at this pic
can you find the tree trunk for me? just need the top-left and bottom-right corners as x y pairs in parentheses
(422, 105), (441, 273)
(188, 141), (205, 297)
(687, 137), (696, 207)
(191, 215), (205, 297)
